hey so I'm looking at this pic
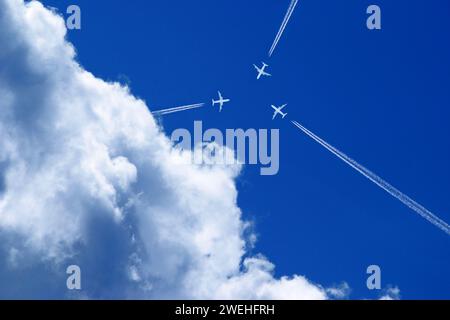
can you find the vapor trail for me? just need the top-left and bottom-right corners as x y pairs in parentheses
(151, 103), (205, 116)
(269, 0), (299, 57)
(291, 120), (450, 236)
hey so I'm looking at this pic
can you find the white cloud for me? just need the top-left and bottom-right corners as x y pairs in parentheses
(0, 0), (345, 299)
(379, 287), (401, 300)
(326, 282), (351, 299)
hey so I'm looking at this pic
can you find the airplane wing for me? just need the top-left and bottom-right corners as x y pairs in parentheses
(218, 91), (223, 100)
(279, 104), (287, 110)
(272, 112), (277, 120)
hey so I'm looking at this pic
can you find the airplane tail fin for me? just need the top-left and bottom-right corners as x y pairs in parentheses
(282, 113), (288, 119)
(212, 99), (215, 106)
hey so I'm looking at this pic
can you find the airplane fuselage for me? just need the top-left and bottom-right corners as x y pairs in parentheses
(271, 104), (288, 119)
(212, 98), (230, 106)
(254, 63), (271, 80)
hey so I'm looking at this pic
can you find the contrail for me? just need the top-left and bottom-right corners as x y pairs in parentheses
(291, 120), (450, 236)
(151, 103), (205, 116)
(269, 0), (299, 57)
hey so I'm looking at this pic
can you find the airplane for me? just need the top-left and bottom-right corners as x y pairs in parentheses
(253, 62), (271, 80)
(271, 104), (288, 119)
(212, 91), (230, 112)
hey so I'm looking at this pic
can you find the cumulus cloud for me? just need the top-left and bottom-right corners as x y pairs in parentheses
(0, 0), (344, 299)
(379, 287), (401, 300)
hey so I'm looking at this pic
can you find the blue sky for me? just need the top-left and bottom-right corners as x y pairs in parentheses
(28, 0), (450, 299)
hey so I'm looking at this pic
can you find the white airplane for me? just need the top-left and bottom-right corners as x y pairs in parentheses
(271, 104), (288, 119)
(254, 62), (271, 80)
(212, 91), (230, 112)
